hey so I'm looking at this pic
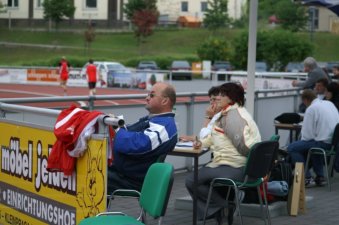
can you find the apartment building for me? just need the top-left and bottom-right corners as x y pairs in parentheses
(0, 0), (245, 28)
(311, 7), (338, 32)
(0, 0), (125, 27)
(0, 0), (336, 32)
(157, 0), (245, 22)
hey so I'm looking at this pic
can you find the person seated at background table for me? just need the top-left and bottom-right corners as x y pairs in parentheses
(292, 57), (331, 113)
(325, 82), (339, 111)
(287, 90), (339, 186)
(314, 78), (328, 100)
(180, 85), (221, 141)
(185, 82), (261, 225)
(107, 82), (177, 194)
(292, 57), (330, 90)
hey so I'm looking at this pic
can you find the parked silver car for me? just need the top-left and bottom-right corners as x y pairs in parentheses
(137, 61), (159, 71)
(169, 60), (192, 80)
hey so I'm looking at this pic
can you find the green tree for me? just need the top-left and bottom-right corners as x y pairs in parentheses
(197, 37), (231, 62)
(125, 0), (159, 47)
(275, 0), (308, 32)
(124, 0), (157, 20)
(124, 0), (146, 20)
(132, 9), (159, 44)
(258, 0), (276, 20)
(203, 0), (230, 33)
(43, 0), (75, 28)
(257, 0), (308, 32)
(231, 30), (313, 71)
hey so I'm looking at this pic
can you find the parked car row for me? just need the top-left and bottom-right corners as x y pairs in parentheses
(137, 60), (193, 80)
(80, 60), (338, 85)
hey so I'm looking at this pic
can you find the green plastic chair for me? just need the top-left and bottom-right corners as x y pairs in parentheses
(106, 153), (169, 220)
(269, 134), (280, 141)
(305, 123), (339, 191)
(202, 140), (279, 225)
(80, 162), (174, 225)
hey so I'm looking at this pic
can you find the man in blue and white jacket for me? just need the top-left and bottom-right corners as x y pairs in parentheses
(107, 82), (177, 194)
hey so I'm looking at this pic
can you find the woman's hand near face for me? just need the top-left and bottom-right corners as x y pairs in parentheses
(206, 103), (217, 118)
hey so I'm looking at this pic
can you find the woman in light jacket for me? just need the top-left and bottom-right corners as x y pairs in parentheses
(185, 82), (261, 225)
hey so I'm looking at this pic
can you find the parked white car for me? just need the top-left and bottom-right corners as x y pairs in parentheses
(80, 61), (131, 87)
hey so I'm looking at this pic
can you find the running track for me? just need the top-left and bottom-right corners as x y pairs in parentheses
(0, 83), (208, 108)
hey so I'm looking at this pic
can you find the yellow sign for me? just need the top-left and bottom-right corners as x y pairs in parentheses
(0, 122), (107, 225)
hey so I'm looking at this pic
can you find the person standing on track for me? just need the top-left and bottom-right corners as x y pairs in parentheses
(59, 56), (70, 96)
(86, 59), (97, 96)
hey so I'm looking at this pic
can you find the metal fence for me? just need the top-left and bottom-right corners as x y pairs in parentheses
(0, 88), (301, 169)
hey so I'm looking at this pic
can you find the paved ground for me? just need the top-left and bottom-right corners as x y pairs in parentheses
(108, 169), (339, 225)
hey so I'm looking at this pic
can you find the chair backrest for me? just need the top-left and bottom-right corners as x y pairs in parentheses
(139, 162), (174, 218)
(156, 153), (168, 162)
(331, 123), (339, 149)
(244, 140), (279, 180)
(269, 134), (280, 141)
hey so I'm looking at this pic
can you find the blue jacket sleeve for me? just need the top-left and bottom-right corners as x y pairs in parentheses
(114, 117), (174, 155)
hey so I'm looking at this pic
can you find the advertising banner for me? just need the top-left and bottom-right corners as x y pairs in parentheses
(230, 76), (293, 90)
(26, 69), (88, 87)
(0, 68), (27, 83)
(107, 71), (164, 90)
(0, 122), (107, 225)
(27, 69), (60, 82)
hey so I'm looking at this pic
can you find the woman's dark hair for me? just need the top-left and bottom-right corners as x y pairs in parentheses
(219, 82), (245, 106)
(327, 82), (339, 95)
(326, 82), (339, 111)
(208, 86), (220, 97)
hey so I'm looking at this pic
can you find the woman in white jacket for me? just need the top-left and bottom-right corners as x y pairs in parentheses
(185, 82), (261, 225)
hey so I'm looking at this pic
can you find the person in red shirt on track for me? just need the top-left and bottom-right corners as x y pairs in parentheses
(59, 56), (70, 96)
(86, 59), (98, 96)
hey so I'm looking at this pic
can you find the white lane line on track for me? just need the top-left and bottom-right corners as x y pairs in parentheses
(0, 89), (148, 106)
(0, 89), (56, 96)
(1, 89), (88, 106)
(103, 100), (120, 105)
